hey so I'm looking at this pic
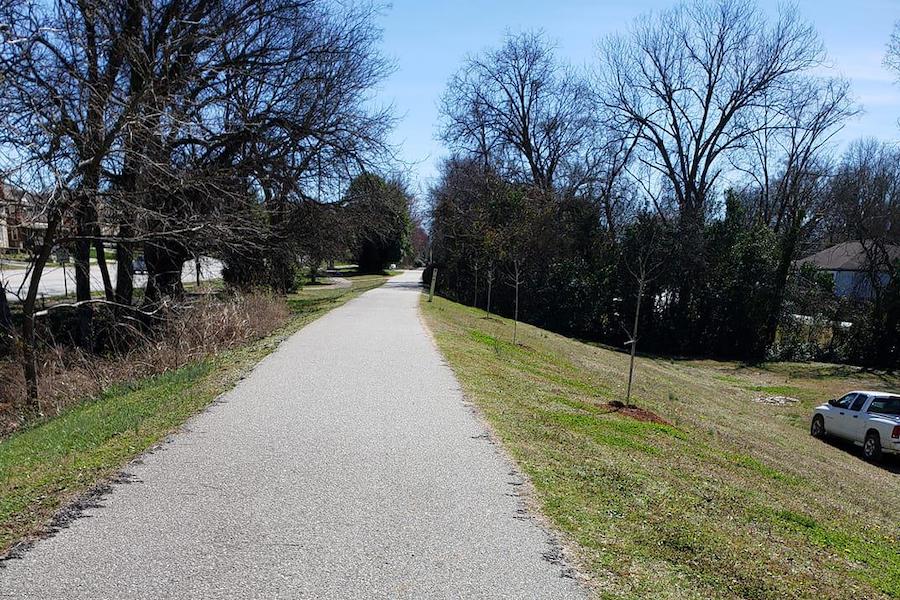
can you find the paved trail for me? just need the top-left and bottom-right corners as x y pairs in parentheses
(0, 270), (584, 599)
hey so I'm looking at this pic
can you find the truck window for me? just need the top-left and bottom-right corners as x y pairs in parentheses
(835, 393), (856, 409)
(849, 395), (867, 411)
(867, 397), (900, 416)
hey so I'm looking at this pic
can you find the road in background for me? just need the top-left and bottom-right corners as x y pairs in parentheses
(0, 257), (222, 301)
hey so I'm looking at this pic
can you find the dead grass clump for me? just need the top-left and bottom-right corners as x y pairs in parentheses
(0, 293), (289, 434)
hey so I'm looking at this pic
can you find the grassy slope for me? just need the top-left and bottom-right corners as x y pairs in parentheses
(0, 274), (388, 554)
(422, 295), (899, 600)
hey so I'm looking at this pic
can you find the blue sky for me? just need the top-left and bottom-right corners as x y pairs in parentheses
(376, 0), (900, 197)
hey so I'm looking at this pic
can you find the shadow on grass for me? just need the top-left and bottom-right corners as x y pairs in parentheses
(383, 280), (420, 290)
(758, 362), (899, 382)
(817, 435), (900, 475)
(287, 296), (339, 313)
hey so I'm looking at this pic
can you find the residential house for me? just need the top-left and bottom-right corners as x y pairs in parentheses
(0, 185), (48, 252)
(797, 241), (900, 300)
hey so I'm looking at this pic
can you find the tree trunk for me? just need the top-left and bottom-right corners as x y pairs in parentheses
(486, 272), (492, 317)
(115, 225), (134, 305)
(672, 210), (704, 352)
(74, 233), (92, 347)
(473, 263), (479, 309)
(513, 261), (520, 345)
(144, 240), (187, 302)
(94, 238), (114, 301)
(626, 279), (644, 405)
(0, 282), (12, 343)
(763, 222), (800, 359)
(21, 213), (63, 413)
(73, 189), (97, 350)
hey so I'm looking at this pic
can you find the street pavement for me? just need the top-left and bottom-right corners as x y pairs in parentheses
(0, 258), (222, 301)
(0, 270), (584, 599)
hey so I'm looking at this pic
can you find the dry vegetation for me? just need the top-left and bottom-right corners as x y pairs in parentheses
(0, 293), (289, 434)
(422, 295), (899, 600)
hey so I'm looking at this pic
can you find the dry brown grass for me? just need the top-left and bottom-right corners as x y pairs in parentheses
(0, 293), (289, 431)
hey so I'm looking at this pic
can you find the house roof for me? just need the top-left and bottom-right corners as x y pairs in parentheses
(797, 241), (900, 272)
(0, 184), (34, 208)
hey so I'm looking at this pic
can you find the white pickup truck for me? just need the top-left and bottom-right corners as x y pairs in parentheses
(810, 391), (900, 461)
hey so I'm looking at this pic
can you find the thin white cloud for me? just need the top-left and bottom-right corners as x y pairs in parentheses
(857, 90), (900, 106)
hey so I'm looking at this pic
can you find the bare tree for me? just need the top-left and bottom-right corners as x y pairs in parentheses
(736, 76), (855, 348)
(0, 0), (149, 350)
(509, 257), (522, 344)
(886, 21), (900, 82)
(500, 188), (550, 345)
(0, 0), (395, 413)
(599, 0), (827, 335)
(600, 0), (825, 226)
(621, 216), (664, 406)
(583, 135), (640, 238)
(825, 141), (900, 363)
(428, 155), (500, 305)
(440, 31), (594, 192)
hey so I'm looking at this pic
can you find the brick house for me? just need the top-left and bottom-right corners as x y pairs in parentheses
(0, 185), (48, 251)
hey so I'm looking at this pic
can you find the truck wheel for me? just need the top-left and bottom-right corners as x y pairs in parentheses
(863, 431), (882, 462)
(810, 415), (825, 439)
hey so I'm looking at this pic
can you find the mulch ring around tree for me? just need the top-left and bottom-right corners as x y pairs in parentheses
(602, 400), (672, 425)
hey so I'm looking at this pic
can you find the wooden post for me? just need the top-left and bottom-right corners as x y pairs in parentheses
(429, 268), (438, 302)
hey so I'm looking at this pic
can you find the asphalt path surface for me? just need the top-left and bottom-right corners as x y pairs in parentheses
(0, 270), (584, 599)
(0, 257), (222, 301)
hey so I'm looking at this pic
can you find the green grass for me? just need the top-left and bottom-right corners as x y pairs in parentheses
(421, 295), (900, 600)
(0, 274), (387, 554)
(88, 247), (117, 262)
(297, 265), (398, 287)
(0, 251), (33, 262)
(714, 376), (807, 399)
